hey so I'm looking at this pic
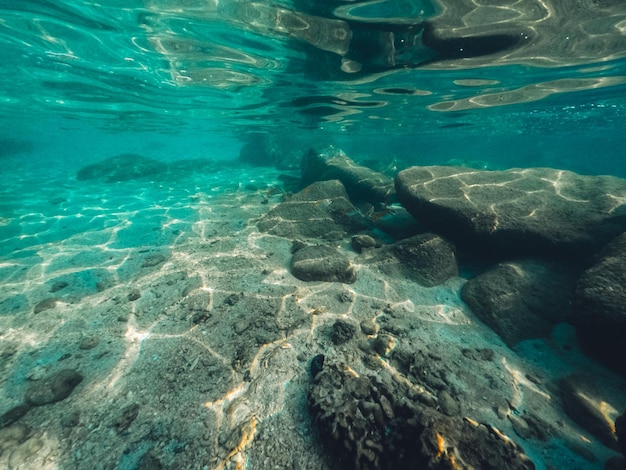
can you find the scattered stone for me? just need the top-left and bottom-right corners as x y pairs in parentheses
(127, 290), (141, 301)
(301, 145), (395, 204)
(78, 336), (99, 350)
(461, 348), (494, 361)
(257, 180), (368, 240)
(372, 333), (396, 356)
(351, 234), (377, 253)
(141, 253), (167, 268)
(0, 423), (31, 453)
(113, 403), (140, 433)
(461, 259), (576, 345)
(572, 232), (626, 375)
(359, 319), (379, 336)
(438, 389), (459, 416)
(331, 321), (356, 345)
(395, 166), (626, 260)
(76, 153), (167, 182)
(0, 404), (31, 428)
(233, 318), (251, 335)
(49, 281), (69, 293)
(291, 245), (357, 283)
(25, 369), (83, 406)
(33, 298), (57, 314)
(360, 233), (458, 287)
(560, 375), (620, 451)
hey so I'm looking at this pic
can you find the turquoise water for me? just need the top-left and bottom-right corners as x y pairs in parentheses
(2, 1), (626, 469)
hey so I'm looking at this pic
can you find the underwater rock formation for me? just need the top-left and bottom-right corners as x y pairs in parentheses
(257, 179), (368, 239)
(572, 232), (626, 375)
(301, 146), (395, 204)
(76, 153), (167, 182)
(358, 233), (458, 287)
(461, 259), (577, 345)
(308, 362), (535, 470)
(395, 166), (626, 260)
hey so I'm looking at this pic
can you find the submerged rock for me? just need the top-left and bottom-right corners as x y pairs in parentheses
(302, 146), (395, 204)
(572, 232), (626, 375)
(461, 259), (576, 345)
(291, 245), (356, 284)
(560, 375), (620, 451)
(76, 153), (167, 182)
(257, 180), (368, 239)
(359, 233), (458, 287)
(395, 166), (626, 260)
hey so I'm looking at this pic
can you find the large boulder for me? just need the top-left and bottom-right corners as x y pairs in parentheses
(302, 146), (395, 204)
(461, 259), (576, 346)
(257, 180), (368, 240)
(359, 233), (458, 287)
(571, 232), (626, 375)
(395, 166), (626, 260)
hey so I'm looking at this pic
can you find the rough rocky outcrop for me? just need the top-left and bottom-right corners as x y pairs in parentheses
(571, 232), (626, 375)
(302, 146), (395, 204)
(359, 233), (458, 287)
(291, 245), (356, 283)
(461, 259), (577, 345)
(77, 154), (167, 182)
(395, 166), (626, 260)
(257, 180), (368, 239)
(309, 362), (535, 470)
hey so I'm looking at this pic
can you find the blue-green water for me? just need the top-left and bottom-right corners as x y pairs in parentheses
(2, 1), (626, 469)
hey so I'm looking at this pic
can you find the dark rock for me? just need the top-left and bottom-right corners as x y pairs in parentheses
(33, 298), (57, 314)
(257, 180), (368, 239)
(0, 404), (32, 428)
(76, 154), (167, 182)
(128, 290), (141, 301)
(49, 281), (68, 293)
(395, 166), (626, 260)
(25, 369), (83, 406)
(331, 321), (357, 345)
(308, 362), (535, 470)
(302, 146), (395, 204)
(560, 375), (620, 451)
(291, 245), (357, 283)
(461, 259), (576, 345)
(141, 253), (167, 268)
(360, 233), (458, 287)
(572, 233), (626, 375)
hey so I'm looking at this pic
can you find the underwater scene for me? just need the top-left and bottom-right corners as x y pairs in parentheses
(2, 1), (626, 469)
